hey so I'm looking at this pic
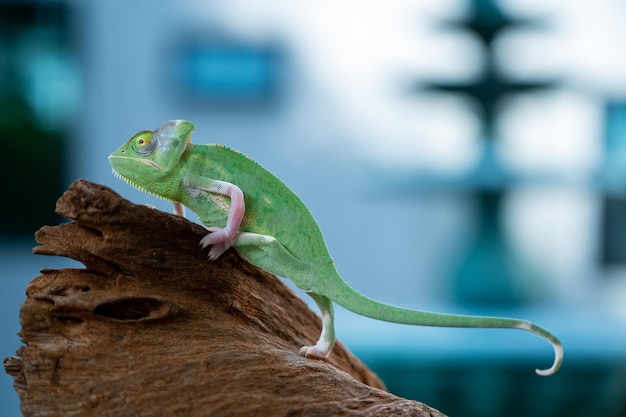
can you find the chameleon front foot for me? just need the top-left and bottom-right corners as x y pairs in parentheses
(206, 242), (232, 260)
(200, 227), (234, 260)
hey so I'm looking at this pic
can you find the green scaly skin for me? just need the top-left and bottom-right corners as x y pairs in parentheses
(109, 120), (563, 376)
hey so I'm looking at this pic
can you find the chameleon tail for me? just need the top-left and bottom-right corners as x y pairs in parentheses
(323, 267), (563, 376)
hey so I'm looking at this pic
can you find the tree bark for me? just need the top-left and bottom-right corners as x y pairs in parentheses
(4, 179), (445, 417)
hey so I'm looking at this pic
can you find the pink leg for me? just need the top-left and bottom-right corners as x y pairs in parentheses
(299, 293), (335, 359)
(173, 202), (186, 217)
(199, 180), (245, 258)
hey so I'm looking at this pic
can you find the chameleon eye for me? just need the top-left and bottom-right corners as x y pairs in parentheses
(132, 132), (156, 155)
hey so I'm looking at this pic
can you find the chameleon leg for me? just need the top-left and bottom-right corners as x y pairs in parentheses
(198, 181), (245, 250)
(223, 232), (336, 358)
(299, 292), (336, 359)
(173, 202), (186, 217)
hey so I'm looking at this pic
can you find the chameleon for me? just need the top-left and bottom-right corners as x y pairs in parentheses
(109, 119), (563, 376)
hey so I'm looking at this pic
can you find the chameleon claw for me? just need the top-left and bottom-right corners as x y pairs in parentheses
(207, 242), (231, 260)
(200, 227), (223, 249)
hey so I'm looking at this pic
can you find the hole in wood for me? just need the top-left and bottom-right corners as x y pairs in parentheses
(94, 297), (170, 321)
(53, 315), (83, 324)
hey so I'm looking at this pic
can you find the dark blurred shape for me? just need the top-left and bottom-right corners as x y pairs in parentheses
(417, 0), (556, 305)
(0, 1), (76, 236)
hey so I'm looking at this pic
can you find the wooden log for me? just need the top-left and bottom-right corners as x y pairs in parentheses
(4, 179), (445, 417)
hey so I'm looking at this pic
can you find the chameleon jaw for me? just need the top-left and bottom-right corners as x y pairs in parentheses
(110, 169), (175, 204)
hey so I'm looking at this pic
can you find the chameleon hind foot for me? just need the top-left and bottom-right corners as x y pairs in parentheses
(299, 344), (331, 359)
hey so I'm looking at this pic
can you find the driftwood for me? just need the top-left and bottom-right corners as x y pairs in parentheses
(4, 179), (444, 417)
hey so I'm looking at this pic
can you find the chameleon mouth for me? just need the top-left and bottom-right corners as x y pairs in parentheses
(108, 155), (164, 171)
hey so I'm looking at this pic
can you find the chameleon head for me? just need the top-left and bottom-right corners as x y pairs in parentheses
(108, 120), (195, 196)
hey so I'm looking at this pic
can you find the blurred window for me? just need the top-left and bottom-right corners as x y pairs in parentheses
(169, 40), (282, 108)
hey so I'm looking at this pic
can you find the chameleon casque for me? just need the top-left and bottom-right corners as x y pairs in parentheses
(109, 120), (562, 376)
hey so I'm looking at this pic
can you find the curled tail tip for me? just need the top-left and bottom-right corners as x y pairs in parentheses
(535, 340), (563, 377)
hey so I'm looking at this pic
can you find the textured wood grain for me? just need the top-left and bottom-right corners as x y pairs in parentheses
(4, 179), (444, 417)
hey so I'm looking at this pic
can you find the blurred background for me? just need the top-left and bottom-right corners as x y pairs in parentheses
(1, 0), (626, 415)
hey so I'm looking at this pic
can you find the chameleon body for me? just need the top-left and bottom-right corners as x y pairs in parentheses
(109, 120), (563, 376)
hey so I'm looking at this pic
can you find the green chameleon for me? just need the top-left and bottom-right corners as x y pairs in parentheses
(109, 120), (562, 376)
